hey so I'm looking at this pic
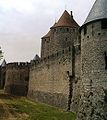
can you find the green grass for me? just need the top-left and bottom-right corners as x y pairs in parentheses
(0, 105), (5, 118)
(0, 90), (76, 120)
(10, 98), (76, 120)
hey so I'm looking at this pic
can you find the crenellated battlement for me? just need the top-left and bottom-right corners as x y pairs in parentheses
(31, 46), (72, 66)
(6, 62), (30, 69)
(30, 45), (80, 71)
(4, 62), (30, 96)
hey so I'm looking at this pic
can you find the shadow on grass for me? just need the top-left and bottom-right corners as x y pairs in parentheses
(0, 90), (76, 120)
(0, 93), (12, 100)
(0, 105), (5, 118)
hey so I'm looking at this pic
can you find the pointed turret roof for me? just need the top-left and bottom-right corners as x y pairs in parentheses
(84, 0), (107, 25)
(51, 22), (57, 29)
(42, 10), (79, 38)
(42, 23), (57, 39)
(42, 30), (51, 38)
(33, 54), (40, 61)
(1, 59), (6, 67)
(54, 10), (79, 28)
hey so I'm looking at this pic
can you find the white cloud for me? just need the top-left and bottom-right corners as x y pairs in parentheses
(0, 0), (96, 62)
(0, 0), (35, 14)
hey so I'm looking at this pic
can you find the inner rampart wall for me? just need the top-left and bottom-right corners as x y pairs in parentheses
(28, 47), (72, 109)
(28, 46), (81, 110)
(4, 62), (30, 96)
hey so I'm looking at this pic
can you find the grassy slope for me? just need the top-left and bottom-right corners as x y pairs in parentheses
(0, 91), (76, 120)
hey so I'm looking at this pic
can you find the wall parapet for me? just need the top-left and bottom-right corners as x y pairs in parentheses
(30, 45), (81, 69)
(30, 46), (72, 68)
(6, 62), (30, 69)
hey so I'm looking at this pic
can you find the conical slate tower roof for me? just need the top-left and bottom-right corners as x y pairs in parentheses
(84, 0), (107, 25)
(54, 10), (79, 28)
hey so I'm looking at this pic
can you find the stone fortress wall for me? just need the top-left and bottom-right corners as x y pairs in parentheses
(27, 10), (81, 110)
(0, 10), (81, 111)
(4, 62), (30, 96)
(1, 1), (107, 119)
(28, 45), (81, 109)
(29, 45), (73, 107)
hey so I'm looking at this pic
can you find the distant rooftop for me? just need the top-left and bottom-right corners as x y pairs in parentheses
(1, 59), (6, 67)
(33, 54), (40, 61)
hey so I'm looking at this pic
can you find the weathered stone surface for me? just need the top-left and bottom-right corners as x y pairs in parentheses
(28, 11), (80, 110)
(4, 62), (30, 96)
(28, 51), (72, 109)
(28, 90), (68, 108)
(78, 20), (107, 120)
(5, 85), (28, 96)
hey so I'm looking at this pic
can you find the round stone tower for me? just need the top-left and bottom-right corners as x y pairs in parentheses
(41, 10), (79, 58)
(78, 0), (107, 119)
(51, 10), (79, 53)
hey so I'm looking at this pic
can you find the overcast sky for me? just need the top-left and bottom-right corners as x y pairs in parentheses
(0, 0), (96, 63)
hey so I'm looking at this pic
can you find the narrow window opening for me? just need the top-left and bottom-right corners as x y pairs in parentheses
(78, 45), (81, 51)
(104, 89), (107, 102)
(84, 25), (87, 35)
(62, 50), (64, 54)
(101, 19), (107, 29)
(54, 29), (56, 32)
(87, 36), (89, 38)
(57, 52), (59, 56)
(69, 47), (71, 52)
(98, 33), (101, 36)
(65, 37), (68, 41)
(67, 28), (69, 32)
(104, 52), (107, 69)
